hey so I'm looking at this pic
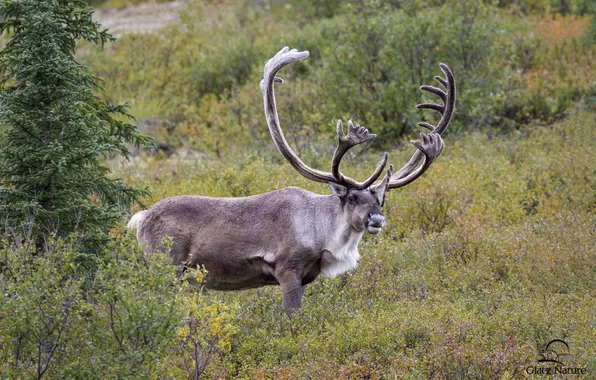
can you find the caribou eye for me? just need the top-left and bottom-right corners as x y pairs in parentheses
(347, 195), (356, 204)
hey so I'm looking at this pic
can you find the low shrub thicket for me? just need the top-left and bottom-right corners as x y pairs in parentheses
(0, 235), (238, 379)
(103, 110), (596, 377)
(2, 108), (594, 378)
(83, 0), (595, 156)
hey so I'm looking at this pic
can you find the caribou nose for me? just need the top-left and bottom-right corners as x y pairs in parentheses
(369, 213), (385, 227)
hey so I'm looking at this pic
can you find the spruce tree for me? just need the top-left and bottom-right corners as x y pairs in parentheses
(0, 0), (152, 250)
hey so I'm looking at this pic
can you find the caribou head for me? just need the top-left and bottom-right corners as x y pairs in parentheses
(128, 47), (456, 314)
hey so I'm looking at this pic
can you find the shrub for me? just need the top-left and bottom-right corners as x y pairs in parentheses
(0, 234), (237, 378)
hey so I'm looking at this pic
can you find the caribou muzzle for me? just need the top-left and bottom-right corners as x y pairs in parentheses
(366, 213), (385, 234)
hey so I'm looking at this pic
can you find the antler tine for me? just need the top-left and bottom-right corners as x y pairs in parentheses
(434, 75), (448, 89)
(416, 102), (444, 114)
(386, 164), (394, 181)
(415, 64), (455, 134)
(419, 85), (446, 102)
(378, 164), (393, 187)
(261, 47), (388, 190)
(359, 152), (389, 189)
(369, 164), (393, 206)
(383, 63), (456, 190)
(331, 120), (388, 189)
(418, 122), (435, 131)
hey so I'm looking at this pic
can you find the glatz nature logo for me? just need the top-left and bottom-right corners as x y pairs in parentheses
(525, 339), (588, 375)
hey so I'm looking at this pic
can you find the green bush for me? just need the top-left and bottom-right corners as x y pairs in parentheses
(0, 235), (177, 378)
(314, 0), (510, 143)
(0, 234), (238, 378)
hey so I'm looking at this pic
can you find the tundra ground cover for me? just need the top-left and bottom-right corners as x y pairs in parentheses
(110, 110), (595, 378)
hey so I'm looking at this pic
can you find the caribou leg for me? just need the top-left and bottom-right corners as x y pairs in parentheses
(277, 270), (303, 315)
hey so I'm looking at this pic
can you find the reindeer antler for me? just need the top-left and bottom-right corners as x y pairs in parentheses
(384, 63), (456, 189)
(332, 120), (389, 188)
(261, 47), (388, 189)
(261, 48), (455, 191)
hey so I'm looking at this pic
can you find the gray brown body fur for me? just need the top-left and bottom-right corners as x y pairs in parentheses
(133, 187), (373, 295)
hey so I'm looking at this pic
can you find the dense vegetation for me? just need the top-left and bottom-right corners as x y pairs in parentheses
(114, 111), (595, 378)
(1, 0), (594, 378)
(86, 0), (594, 157)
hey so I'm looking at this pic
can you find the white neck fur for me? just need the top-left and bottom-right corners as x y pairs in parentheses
(320, 214), (364, 278)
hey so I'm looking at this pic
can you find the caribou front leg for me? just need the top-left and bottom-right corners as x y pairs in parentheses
(276, 269), (304, 315)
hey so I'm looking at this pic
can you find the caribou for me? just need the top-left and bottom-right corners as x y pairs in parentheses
(128, 47), (456, 314)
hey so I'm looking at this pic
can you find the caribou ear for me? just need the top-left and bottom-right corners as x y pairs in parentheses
(371, 186), (387, 207)
(370, 173), (390, 207)
(371, 164), (393, 207)
(329, 182), (348, 198)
